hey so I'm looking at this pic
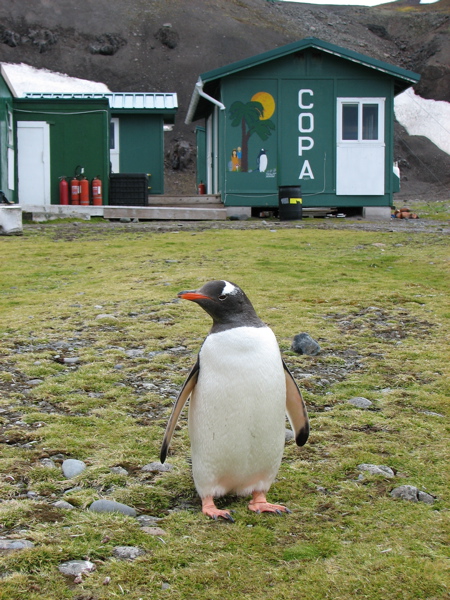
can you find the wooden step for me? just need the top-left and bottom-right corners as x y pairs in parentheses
(103, 205), (227, 221)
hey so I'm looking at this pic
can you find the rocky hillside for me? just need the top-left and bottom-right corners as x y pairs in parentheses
(1, 0), (449, 196)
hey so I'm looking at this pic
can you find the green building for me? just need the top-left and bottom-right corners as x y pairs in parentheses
(187, 38), (420, 217)
(0, 69), (177, 208)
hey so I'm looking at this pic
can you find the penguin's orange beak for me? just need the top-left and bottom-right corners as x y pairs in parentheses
(178, 291), (210, 301)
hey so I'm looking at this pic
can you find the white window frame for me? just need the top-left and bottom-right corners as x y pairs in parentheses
(337, 98), (385, 145)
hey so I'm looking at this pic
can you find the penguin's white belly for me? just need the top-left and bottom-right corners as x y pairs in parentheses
(188, 326), (286, 498)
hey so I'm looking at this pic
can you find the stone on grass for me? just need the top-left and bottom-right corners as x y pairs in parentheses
(89, 499), (137, 516)
(53, 500), (76, 510)
(110, 466), (129, 475)
(58, 560), (96, 577)
(113, 546), (145, 560)
(291, 333), (321, 356)
(348, 397), (373, 409)
(0, 539), (34, 553)
(358, 464), (395, 478)
(141, 526), (167, 536)
(390, 485), (435, 504)
(62, 459), (86, 478)
(141, 462), (173, 473)
(285, 428), (294, 443)
(137, 515), (163, 527)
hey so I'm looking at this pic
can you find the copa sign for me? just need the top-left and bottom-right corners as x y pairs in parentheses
(298, 89), (314, 180)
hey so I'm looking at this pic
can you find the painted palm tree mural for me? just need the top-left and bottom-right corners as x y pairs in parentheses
(229, 92), (276, 172)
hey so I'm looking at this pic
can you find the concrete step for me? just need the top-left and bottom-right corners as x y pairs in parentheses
(103, 205), (227, 221)
(147, 195), (221, 206)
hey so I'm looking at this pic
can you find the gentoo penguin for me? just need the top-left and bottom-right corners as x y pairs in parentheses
(160, 280), (309, 521)
(256, 149), (268, 172)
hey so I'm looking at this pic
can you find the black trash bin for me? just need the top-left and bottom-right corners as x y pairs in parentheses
(278, 186), (302, 221)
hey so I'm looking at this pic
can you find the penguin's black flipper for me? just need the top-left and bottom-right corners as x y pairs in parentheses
(160, 357), (200, 463)
(283, 360), (309, 446)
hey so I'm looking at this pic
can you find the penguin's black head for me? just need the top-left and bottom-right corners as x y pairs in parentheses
(178, 280), (265, 332)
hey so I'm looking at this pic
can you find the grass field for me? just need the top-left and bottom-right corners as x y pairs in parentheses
(0, 223), (448, 599)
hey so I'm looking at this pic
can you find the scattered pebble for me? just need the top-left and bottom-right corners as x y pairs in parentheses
(0, 539), (34, 553)
(110, 466), (129, 475)
(89, 499), (137, 516)
(53, 500), (76, 510)
(112, 546), (145, 560)
(141, 462), (173, 473)
(348, 397), (373, 408)
(285, 428), (294, 442)
(390, 485), (435, 504)
(58, 560), (96, 577)
(62, 459), (86, 478)
(40, 458), (57, 468)
(63, 357), (80, 365)
(358, 463), (395, 478)
(96, 314), (117, 320)
(141, 526), (167, 536)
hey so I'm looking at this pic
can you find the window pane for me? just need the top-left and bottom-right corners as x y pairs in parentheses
(109, 121), (116, 150)
(342, 104), (358, 140)
(363, 104), (378, 140)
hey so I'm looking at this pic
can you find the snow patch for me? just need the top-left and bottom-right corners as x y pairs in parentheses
(1, 62), (110, 97)
(394, 88), (450, 156)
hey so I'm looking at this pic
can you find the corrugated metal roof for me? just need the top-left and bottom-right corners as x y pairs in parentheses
(186, 37), (420, 123)
(24, 91), (178, 111)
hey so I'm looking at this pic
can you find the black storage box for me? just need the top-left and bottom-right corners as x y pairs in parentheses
(278, 186), (302, 221)
(109, 173), (149, 206)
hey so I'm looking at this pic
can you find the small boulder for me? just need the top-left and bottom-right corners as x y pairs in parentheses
(89, 499), (137, 516)
(62, 459), (86, 478)
(390, 485), (435, 504)
(291, 333), (321, 356)
(141, 462), (173, 473)
(113, 546), (145, 560)
(358, 464), (395, 478)
(348, 397), (373, 409)
(0, 539), (34, 553)
(58, 560), (96, 578)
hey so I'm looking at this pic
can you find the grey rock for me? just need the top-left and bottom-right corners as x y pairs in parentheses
(53, 500), (76, 510)
(348, 397), (373, 408)
(112, 546), (145, 560)
(40, 458), (57, 468)
(422, 411), (444, 417)
(62, 459), (86, 478)
(291, 333), (321, 356)
(141, 462), (173, 473)
(63, 357), (80, 365)
(110, 466), (129, 475)
(28, 379), (44, 386)
(137, 515), (163, 527)
(358, 463), (395, 478)
(63, 486), (83, 495)
(119, 217), (131, 223)
(0, 539), (34, 552)
(125, 349), (145, 358)
(96, 314), (117, 320)
(89, 499), (137, 516)
(390, 485), (435, 504)
(58, 560), (96, 577)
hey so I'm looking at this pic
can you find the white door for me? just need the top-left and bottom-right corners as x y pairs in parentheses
(110, 117), (120, 173)
(336, 98), (385, 196)
(17, 121), (51, 206)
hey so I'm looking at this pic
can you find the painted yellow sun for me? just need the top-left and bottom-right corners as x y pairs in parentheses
(251, 92), (276, 120)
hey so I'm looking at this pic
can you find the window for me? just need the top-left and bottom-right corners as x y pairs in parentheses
(338, 98), (384, 143)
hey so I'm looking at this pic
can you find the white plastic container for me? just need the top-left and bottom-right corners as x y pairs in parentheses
(0, 205), (23, 235)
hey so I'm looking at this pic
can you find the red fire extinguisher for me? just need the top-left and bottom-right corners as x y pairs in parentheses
(59, 176), (69, 205)
(198, 181), (206, 195)
(92, 176), (102, 206)
(70, 176), (80, 205)
(79, 176), (90, 206)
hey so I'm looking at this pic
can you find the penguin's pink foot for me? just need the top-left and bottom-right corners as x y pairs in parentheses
(248, 492), (291, 515)
(201, 497), (234, 522)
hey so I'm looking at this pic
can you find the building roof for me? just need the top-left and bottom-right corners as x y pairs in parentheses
(186, 37), (420, 123)
(24, 92), (178, 112)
